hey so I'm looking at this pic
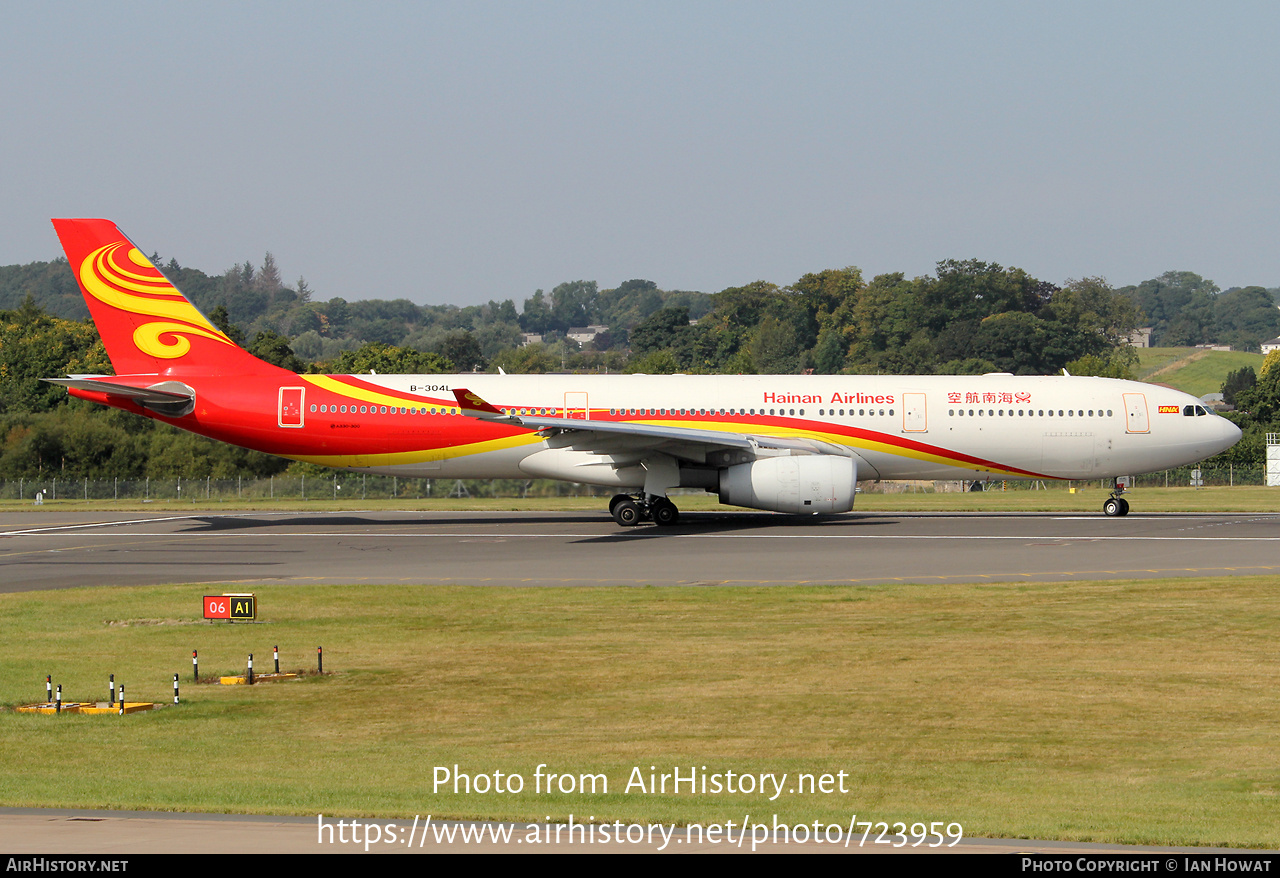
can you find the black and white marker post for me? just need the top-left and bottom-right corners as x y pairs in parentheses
(173, 674), (180, 705)
(55, 684), (61, 714)
(192, 650), (198, 682)
(109, 674), (115, 707)
(117, 685), (123, 716)
(317, 646), (323, 675)
(45, 676), (52, 705)
(274, 645), (279, 675)
(247, 653), (254, 685)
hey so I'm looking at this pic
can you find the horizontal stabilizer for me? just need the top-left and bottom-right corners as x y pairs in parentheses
(43, 376), (196, 409)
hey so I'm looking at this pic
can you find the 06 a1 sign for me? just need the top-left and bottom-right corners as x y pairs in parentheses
(203, 594), (256, 621)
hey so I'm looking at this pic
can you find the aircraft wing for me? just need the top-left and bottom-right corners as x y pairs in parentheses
(452, 387), (853, 463)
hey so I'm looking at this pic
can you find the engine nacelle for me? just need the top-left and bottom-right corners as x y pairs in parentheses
(719, 455), (857, 514)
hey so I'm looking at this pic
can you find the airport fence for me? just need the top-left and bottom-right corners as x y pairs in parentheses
(880, 463), (1266, 493)
(0, 475), (614, 503)
(0, 464), (1267, 504)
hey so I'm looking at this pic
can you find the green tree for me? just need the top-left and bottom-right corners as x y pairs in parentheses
(811, 325), (848, 374)
(323, 343), (452, 375)
(1214, 287), (1280, 351)
(1221, 366), (1256, 407)
(0, 298), (111, 414)
(247, 330), (306, 372)
(208, 305), (245, 346)
(490, 343), (559, 374)
(749, 315), (803, 374)
(436, 331), (486, 372)
(629, 307), (691, 356)
(1119, 271), (1219, 346)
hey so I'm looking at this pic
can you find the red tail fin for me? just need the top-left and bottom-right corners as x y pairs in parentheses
(51, 218), (284, 377)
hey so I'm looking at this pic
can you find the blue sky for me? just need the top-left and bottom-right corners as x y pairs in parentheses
(3, 1), (1278, 305)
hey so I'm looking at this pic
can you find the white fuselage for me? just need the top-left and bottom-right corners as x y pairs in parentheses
(317, 372), (1240, 484)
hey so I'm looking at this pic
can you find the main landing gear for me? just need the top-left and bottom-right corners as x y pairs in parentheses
(609, 493), (680, 527)
(1103, 478), (1131, 517)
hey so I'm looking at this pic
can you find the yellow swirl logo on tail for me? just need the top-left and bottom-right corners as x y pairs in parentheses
(79, 242), (235, 359)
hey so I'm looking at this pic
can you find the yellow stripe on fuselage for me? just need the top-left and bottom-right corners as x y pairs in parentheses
(301, 374), (454, 410)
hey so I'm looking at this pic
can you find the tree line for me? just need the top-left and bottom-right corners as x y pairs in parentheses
(3, 251), (1279, 479)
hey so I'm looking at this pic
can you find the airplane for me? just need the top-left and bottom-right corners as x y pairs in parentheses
(45, 218), (1242, 526)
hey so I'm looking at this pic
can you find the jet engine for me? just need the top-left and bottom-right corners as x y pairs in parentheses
(719, 454), (857, 514)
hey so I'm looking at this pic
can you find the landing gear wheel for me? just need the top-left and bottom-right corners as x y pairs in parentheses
(609, 494), (631, 517)
(1103, 497), (1122, 517)
(651, 498), (679, 527)
(612, 499), (642, 527)
(1118, 498), (1130, 516)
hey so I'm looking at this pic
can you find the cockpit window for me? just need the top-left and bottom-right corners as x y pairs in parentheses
(1183, 404), (1209, 416)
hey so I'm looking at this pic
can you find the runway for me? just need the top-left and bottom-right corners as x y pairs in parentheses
(2, 508), (1278, 592)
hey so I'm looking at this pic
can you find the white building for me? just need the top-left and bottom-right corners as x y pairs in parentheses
(1123, 327), (1153, 347)
(567, 324), (610, 346)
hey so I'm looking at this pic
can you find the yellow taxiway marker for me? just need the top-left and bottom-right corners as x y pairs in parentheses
(218, 673), (299, 685)
(16, 702), (158, 715)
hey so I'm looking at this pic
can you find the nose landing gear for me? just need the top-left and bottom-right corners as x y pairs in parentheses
(1103, 478), (1131, 517)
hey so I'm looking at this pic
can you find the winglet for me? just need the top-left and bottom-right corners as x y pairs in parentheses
(453, 388), (516, 421)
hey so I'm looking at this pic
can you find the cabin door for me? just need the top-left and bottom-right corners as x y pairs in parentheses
(564, 392), (589, 420)
(278, 386), (305, 428)
(902, 393), (928, 432)
(1123, 393), (1149, 434)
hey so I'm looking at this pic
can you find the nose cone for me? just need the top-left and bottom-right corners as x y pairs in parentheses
(1211, 415), (1243, 455)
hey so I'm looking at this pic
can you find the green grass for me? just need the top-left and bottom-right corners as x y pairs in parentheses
(1135, 347), (1264, 396)
(3, 580), (1280, 848)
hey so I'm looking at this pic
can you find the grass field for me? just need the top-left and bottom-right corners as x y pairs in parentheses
(1135, 347), (1264, 397)
(2, 579), (1279, 848)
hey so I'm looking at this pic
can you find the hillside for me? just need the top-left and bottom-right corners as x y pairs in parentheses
(1135, 347), (1264, 398)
